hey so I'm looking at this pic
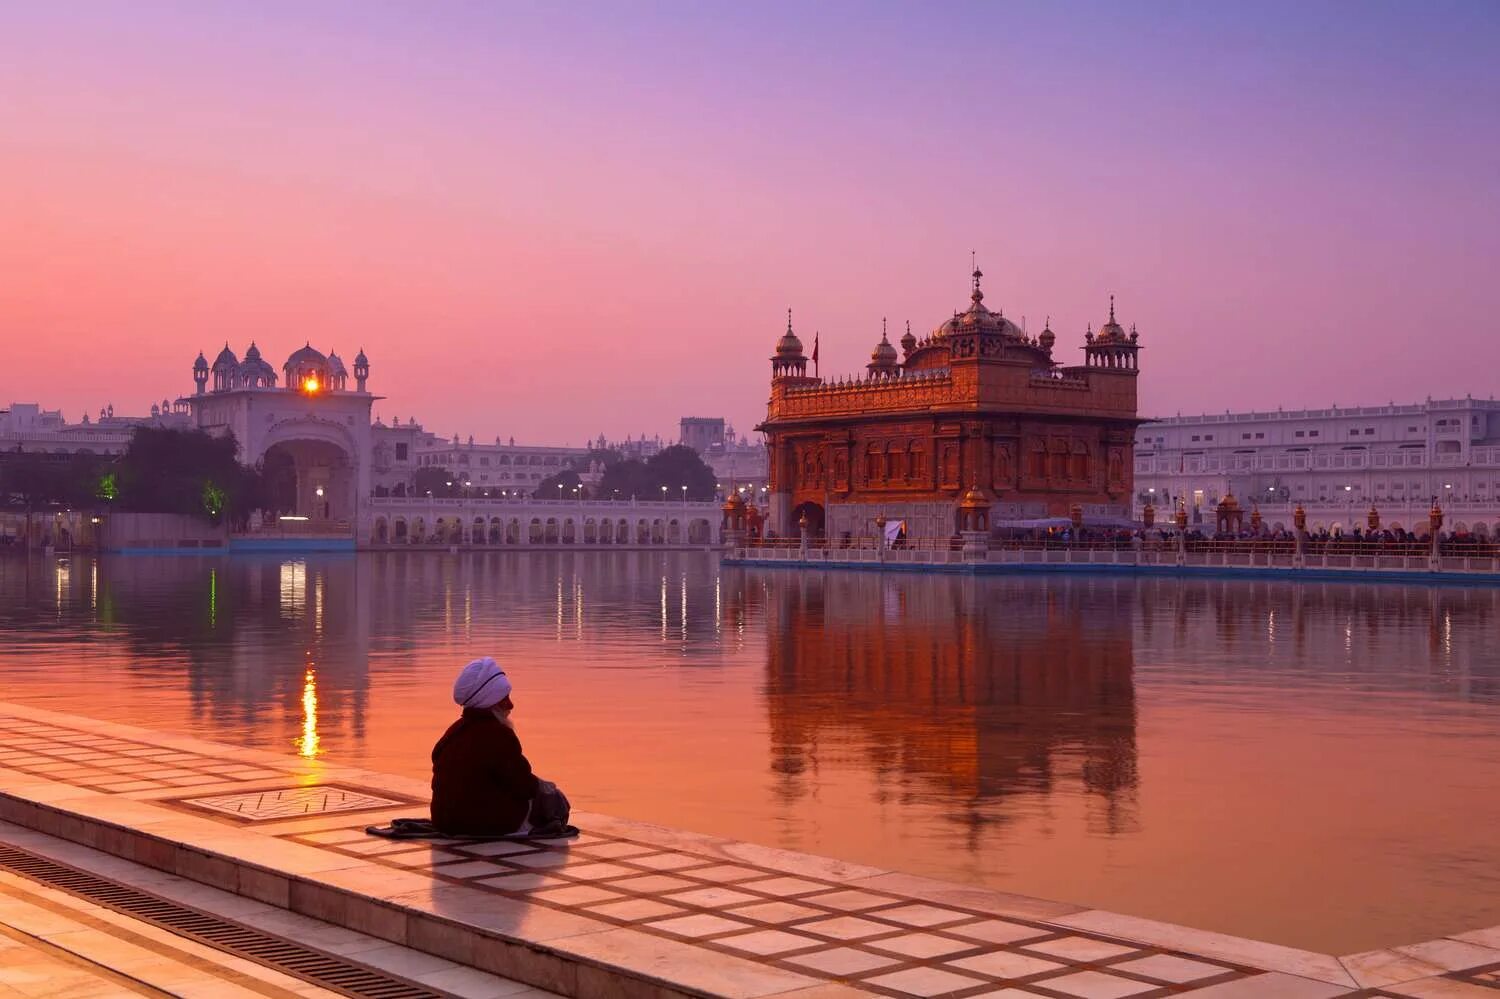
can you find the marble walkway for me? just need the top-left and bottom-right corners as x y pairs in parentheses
(1, 702), (1498, 998)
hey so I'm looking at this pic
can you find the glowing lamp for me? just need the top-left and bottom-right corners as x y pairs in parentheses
(303, 376), (320, 394)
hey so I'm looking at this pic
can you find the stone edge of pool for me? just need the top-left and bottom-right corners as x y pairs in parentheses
(0, 700), (1495, 998)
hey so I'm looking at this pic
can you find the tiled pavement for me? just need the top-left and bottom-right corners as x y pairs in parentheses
(2, 704), (1500, 998)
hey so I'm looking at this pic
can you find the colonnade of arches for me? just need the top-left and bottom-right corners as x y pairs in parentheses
(370, 514), (714, 547)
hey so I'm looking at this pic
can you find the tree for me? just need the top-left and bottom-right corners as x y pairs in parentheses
(0, 448), (110, 510)
(597, 459), (650, 500)
(534, 468), (584, 499)
(646, 445), (718, 500)
(413, 467), (458, 497)
(597, 445), (716, 500)
(117, 427), (258, 524)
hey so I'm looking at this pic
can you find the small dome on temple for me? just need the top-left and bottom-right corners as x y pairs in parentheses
(1038, 317), (1056, 352)
(1095, 296), (1127, 343)
(193, 351), (208, 370)
(237, 341), (277, 388)
(869, 319), (899, 373)
(327, 351), (348, 376)
(354, 348), (369, 366)
(213, 344), (239, 368)
(285, 343), (328, 370)
(958, 486), (990, 510)
(774, 310), (804, 358)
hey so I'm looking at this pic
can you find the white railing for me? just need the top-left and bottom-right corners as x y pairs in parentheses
(368, 496), (719, 511)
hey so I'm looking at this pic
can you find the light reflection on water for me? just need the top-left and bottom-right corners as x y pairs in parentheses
(2, 552), (1500, 953)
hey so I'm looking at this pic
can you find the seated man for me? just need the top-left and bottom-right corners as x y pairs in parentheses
(431, 657), (568, 836)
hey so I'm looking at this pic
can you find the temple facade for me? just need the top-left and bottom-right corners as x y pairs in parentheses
(758, 268), (1144, 540)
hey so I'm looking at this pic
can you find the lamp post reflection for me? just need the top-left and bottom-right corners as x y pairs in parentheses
(297, 663), (321, 759)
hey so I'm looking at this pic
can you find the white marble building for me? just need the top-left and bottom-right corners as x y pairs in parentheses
(1135, 398), (1500, 532)
(186, 342), (377, 530)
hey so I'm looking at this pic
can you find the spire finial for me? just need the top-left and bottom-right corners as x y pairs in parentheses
(882, 316), (888, 341)
(970, 258), (983, 305)
(1045, 314), (1051, 329)
(786, 307), (793, 333)
(1109, 294), (1116, 323)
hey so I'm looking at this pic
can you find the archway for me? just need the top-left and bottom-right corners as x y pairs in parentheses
(374, 517), (389, 543)
(488, 518), (502, 544)
(636, 520), (650, 544)
(790, 501), (826, 538)
(394, 517), (407, 542)
(583, 518), (597, 544)
(260, 438), (355, 528)
(599, 520), (613, 544)
(528, 519), (543, 544)
(667, 519), (682, 543)
(688, 518), (711, 544)
(545, 518), (559, 543)
(562, 518), (576, 544)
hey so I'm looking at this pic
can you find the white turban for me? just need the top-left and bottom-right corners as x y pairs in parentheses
(453, 657), (512, 709)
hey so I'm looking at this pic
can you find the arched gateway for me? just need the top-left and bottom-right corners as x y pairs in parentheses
(185, 343), (376, 541)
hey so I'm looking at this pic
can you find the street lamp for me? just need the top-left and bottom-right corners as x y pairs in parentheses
(681, 484), (687, 504)
(660, 485), (668, 501)
(557, 483), (564, 500)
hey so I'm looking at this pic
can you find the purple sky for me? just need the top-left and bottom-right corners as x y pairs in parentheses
(2, 1), (1497, 443)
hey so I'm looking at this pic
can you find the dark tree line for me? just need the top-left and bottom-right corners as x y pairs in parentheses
(2, 428), (275, 528)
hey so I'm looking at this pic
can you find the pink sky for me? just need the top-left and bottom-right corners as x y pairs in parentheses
(1, 2), (1497, 444)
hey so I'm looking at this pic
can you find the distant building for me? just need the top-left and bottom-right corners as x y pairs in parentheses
(680, 417), (725, 453)
(396, 431), (592, 496)
(1, 400), (190, 458)
(678, 416), (768, 496)
(1135, 398), (1500, 533)
(758, 267), (1143, 539)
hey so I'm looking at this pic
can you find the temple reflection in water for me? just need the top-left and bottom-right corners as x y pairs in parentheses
(741, 570), (1140, 838)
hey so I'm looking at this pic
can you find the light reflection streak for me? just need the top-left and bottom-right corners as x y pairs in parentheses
(279, 560), (306, 618)
(296, 664), (321, 758)
(55, 559), (70, 616)
(313, 572), (324, 635)
(574, 575), (583, 641)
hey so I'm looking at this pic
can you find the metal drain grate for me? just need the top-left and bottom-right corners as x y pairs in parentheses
(0, 844), (443, 998)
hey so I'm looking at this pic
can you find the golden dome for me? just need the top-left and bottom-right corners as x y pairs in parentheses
(1094, 295), (1127, 343)
(958, 486), (989, 510)
(931, 268), (1028, 343)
